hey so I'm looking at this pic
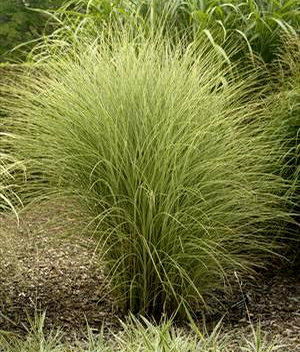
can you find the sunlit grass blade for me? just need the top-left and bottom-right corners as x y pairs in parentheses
(0, 133), (25, 220)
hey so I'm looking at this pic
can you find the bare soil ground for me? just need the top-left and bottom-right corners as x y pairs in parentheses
(0, 200), (299, 350)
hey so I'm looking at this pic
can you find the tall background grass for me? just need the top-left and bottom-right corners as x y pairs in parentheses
(28, 0), (299, 68)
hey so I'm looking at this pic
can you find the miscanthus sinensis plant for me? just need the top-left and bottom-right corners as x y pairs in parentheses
(4, 31), (290, 319)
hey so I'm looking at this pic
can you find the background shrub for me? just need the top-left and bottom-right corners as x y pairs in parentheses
(0, 0), (64, 63)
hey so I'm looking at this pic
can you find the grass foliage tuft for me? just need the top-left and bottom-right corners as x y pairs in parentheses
(3, 31), (291, 318)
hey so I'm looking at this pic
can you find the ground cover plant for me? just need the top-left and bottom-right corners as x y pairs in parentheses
(2, 27), (293, 321)
(0, 312), (286, 352)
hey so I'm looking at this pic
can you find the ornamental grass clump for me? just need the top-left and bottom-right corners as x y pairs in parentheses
(4, 32), (290, 319)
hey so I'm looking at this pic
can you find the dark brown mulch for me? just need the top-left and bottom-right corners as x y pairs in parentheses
(0, 200), (122, 340)
(222, 268), (300, 350)
(0, 200), (299, 350)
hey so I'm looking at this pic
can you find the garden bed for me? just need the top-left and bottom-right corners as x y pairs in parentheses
(0, 200), (299, 350)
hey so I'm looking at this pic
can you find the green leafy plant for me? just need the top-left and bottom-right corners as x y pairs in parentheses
(191, 0), (299, 64)
(0, 312), (64, 352)
(27, 1), (299, 65)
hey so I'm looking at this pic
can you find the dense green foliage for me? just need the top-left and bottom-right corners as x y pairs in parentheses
(0, 0), (63, 62)
(0, 0), (299, 324)
(266, 36), (300, 262)
(0, 0), (299, 64)
(30, 0), (299, 66)
(3, 31), (292, 318)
